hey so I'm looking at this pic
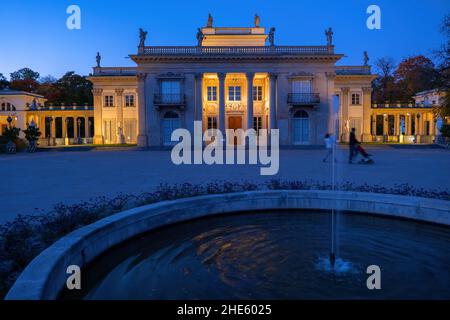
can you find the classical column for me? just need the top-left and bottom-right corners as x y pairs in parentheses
(137, 73), (148, 147)
(362, 87), (373, 142)
(195, 73), (203, 125)
(74, 117), (79, 141)
(218, 72), (226, 133)
(340, 87), (350, 141)
(395, 114), (399, 136)
(383, 114), (388, 136)
(246, 72), (255, 131)
(269, 73), (277, 130)
(92, 88), (104, 144)
(62, 116), (68, 145)
(50, 116), (56, 146)
(51, 116), (56, 138)
(41, 116), (46, 137)
(115, 88), (125, 144)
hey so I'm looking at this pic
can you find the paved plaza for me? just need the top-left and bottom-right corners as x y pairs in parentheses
(0, 146), (449, 224)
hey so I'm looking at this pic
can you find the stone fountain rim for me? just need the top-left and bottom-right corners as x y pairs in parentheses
(5, 189), (450, 300)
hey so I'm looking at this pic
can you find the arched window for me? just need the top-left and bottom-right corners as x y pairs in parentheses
(292, 110), (310, 144)
(294, 110), (309, 118)
(1, 102), (16, 111)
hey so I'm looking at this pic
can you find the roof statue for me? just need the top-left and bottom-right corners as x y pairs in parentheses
(96, 52), (101, 68)
(254, 14), (260, 27)
(206, 13), (213, 28)
(196, 28), (204, 46)
(325, 27), (334, 46)
(364, 51), (369, 66)
(268, 27), (275, 46)
(139, 28), (148, 47)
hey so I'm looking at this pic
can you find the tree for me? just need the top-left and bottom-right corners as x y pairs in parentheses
(9, 78), (40, 92)
(39, 75), (57, 84)
(37, 75), (63, 103)
(53, 72), (93, 105)
(9, 68), (40, 93)
(394, 56), (441, 102)
(434, 14), (450, 70)
(372, 57), (397, 102)
(0, 73), (10, 90)
(9, 68), (40, 82)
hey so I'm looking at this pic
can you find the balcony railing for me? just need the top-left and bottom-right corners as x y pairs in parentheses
(154, 93), (186, 105)
(93, 67), (137, 76)
(335, 65), (372, 75)
(26, 104), (94, 111)
(372, 103), (435, 108)
(288, 93), (320, 105)
(142, 45), (334, 56)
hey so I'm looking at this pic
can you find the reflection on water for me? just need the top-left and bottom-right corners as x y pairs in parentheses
(61, 211), (450, 300)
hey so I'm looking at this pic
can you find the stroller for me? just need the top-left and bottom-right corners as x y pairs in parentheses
(355, 144), (374, 164)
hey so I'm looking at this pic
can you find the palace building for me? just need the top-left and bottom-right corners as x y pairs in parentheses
(2, 16), (442, 147)
(88, 16), (378, 147)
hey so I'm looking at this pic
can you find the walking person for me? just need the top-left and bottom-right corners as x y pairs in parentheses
(323, 133), (335, 163)
(349, 128), (359, 164)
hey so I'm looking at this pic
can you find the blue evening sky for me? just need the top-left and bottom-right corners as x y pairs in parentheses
(0, 0), (448, 79)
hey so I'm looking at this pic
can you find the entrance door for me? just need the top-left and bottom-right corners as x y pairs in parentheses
(292, 110), (309, 144)
(228, 116), (242, 145)
(162, 111), (181, 146)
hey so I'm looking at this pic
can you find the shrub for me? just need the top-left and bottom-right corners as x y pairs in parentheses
(440, 124), (450, 138)
(3, 126), (20, 142)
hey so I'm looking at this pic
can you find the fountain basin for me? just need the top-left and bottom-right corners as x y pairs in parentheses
(6, 190), (450, 300)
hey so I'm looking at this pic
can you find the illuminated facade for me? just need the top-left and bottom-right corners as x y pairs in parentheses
(89, 18), (379, 147)
(2, 18), (441, 147)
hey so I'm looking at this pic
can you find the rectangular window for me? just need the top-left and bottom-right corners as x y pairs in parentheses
(104, 95), (114, 107)
(292, 80), (312, 93)
(351, 93), (361, 105)
(207, 117), (217, 130)
(207, 86), (217, 101)
(253, 86), (263, 101)
(228, 86), (241, 101)
(161, 80), (181, 103)
(125, 95), (135, 107)
(253, 116), (262, 134)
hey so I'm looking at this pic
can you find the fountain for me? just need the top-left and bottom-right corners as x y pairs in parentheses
(329, 95), (340, 270)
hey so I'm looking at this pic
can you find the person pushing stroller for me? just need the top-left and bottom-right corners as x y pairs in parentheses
(349, 128), (374, 164)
